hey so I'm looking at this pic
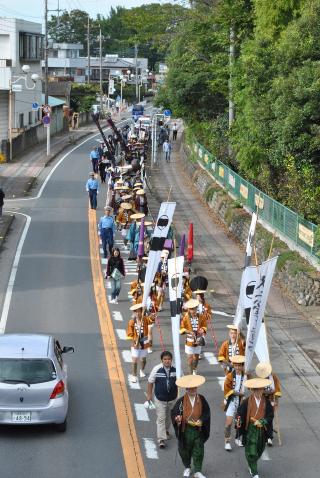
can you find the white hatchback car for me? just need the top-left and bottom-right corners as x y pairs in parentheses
(0, 334), (74, 431)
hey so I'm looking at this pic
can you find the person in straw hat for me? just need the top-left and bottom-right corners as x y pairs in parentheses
(171, 374), (210, 478)
(180, 299), (207, 375)
(126, 213), (145, 260)
(223, 355), (248, 450)
(135, 188), (148, 215)
(218, 324), (245, 375)
(255, 362), (282, 447)
(116, 202), (133, 230)
(126, 303), (154, 383)
(194, 291), (212, 323)
(155, 249), (169, 311)
(236, 377), (274, 478)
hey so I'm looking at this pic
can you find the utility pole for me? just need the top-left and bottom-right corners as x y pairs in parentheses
(228, 25), (235, 156)
(44, 0), (49, 105)
(134, 42), (138, 101)
(99, 28), (103, 113)
(87, 16), (90, 84)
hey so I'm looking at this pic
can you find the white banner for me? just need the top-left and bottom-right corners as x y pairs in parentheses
(245, 212), (257, 267)
(168, 256), (184, 378)
(255, 323), (270, 363)
(142, 202), (176, 306)
(233, 266), (258, 328)
(245, 256), (278, 371)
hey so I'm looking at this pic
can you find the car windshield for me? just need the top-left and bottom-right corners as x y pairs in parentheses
(0, 359), (56, 385)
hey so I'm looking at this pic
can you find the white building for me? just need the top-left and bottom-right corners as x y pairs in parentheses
(0, 18), (43, 147)
(44, 43), (148, 84)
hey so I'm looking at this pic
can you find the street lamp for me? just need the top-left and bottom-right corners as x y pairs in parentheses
(8, 65), (40, 161)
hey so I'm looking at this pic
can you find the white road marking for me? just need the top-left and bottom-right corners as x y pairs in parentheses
(261, 449), (271, 461)
(108, 295), (112, 301)
(116, 328), (127, 340)
(122, 350), (132, 363)
(0, 213), (31, 333)
(142, 438), (159, 459)
(213, 310), (235, 318)
(124, 282), (133, 285)
(217, 377), (225, 391)
(134, 403), (150, 421)
(100, 248), (104, 254)
(112, 311), (123, 322)
(204, 351), (218, 365)
(126, 272), (138, 276)
(128, 376), (141, 390)
(101, 258), (107, 265)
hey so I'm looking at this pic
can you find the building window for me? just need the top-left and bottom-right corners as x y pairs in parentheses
(19, 113), (24, 129)
(29, 111), (33, 125)
(19, 32), (44, 61)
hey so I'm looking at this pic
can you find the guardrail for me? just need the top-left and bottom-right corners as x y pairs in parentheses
(192, 141), (319, 260)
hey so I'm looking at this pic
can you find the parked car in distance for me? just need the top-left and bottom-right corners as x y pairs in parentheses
(0, 334), (74, 432)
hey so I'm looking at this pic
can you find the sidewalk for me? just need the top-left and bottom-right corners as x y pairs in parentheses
(0, 122), (98, 251)
(0, 124), (96, 199)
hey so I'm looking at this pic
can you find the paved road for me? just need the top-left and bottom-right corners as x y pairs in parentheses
(0, 116), (319, 478)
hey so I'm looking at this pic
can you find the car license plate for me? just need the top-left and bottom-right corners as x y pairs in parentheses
(12, 411), (31, 423)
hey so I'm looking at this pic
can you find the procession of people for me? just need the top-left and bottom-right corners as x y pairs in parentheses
(85, 114), (282, 478)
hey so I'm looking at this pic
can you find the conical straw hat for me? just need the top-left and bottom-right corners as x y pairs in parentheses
(176, 374), (206, 388)
(130, 303), (143, 311)
(244, 378), (272, 389)
(120, 202), (132, 210)
(136, 189), (145, 195)
(227, 324), (239, 331)
(255, 362), (272, 379)
(130, 213), (145, 220)
(185, 299), (199, 309)
(230, 355), (245, 364)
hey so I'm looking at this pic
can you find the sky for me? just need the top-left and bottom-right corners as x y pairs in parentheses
(0, 0), (173, 22)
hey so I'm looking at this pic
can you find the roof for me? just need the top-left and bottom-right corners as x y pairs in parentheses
(0, 334), (52, 358)
(41, 94), (65, 107)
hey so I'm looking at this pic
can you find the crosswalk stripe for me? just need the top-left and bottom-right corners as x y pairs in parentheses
(116, 328), (127, 340)
(142, 438), (158, 459)
(204, 351), (218, 365)
(122, 350), (132, 363)
(112, 311), (124, 321)
(134, 403), (150, 422)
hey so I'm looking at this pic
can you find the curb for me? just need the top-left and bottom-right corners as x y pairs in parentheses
(0, 214), (15, 251)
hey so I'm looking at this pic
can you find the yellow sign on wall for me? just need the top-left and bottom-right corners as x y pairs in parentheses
(0, 153), (5, 163)
(219, 166), (224, 178)
(298, 224), (314, 248)
(254, 194), (264, 209)
(240, 184), (248, 199)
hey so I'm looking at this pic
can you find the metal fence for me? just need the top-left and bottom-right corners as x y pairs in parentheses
(192, 141), (319, 260)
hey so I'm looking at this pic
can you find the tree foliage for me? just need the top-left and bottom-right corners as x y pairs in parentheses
(158, 0), (320, 222)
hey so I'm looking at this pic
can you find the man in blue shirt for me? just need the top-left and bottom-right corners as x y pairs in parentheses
(90, 147), (99, 173)
(98, 206), (116, 258)
(163, 140), (172, 162)
(86, 172), (99, 210)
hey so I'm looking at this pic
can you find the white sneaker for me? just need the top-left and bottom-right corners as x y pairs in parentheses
(129, 375), (137, 383)
(192, 370), (197, 375)
(235, 438), (244, 447)
(139, 370), (146, 378)
(267, 438), (273, 446)
(148, 348), (153, 354)
(252, 475), (260, 478)
(114, 298), (118, 304)
(183, 469), (191, 477)
(194, 473), (206, 478)
(224, 442), (232, 451)
(109, 299), (115, 304)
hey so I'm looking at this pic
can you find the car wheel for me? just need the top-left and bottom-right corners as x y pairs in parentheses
(56, 419), (67, 432)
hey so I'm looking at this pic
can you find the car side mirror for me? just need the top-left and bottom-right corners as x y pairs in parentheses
(61, 346), (74, 354)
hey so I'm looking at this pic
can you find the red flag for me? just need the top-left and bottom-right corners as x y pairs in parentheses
(187, 223), (193, 262)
